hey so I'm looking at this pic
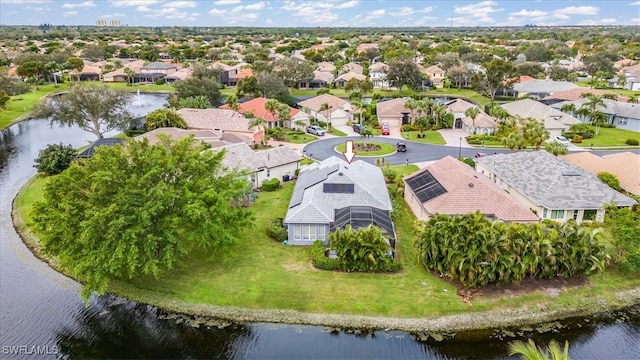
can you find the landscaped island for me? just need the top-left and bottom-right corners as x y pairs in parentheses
(13, 173), (640, 333)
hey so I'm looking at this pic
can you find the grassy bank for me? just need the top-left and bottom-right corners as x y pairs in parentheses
(335, 141), (396, 156)
(573, 126), (640, 147)
(13, 174), (640, 332)
(400, 131), (447, 145)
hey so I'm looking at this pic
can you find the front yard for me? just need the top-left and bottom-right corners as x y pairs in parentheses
(572, 126), (640, 148)
(400, 131), (447, 145)
(15, 175), (640, 320)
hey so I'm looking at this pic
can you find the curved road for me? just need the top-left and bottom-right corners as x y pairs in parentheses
(303, 136), (640, 166)
(302, 136), (508, 165)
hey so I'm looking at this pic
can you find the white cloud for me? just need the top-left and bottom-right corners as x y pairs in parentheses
(63, 11), (78, 16)
(208, 8), (226, 15)
(453, 0), (502, 24)
(163, 1), (196, 8)
(213, 0), (240, 4)
(390, 6), (416, 17)
(109, 0), (162, 7)
(554, 6), (599, 17)
(136, 5), (153, 12)
(629, 1), (640, 5)
(509, 9), (547, 17)
(62, 1), (95, 9)
(335, 0), (359, 9)
(25, 5), (50, 11)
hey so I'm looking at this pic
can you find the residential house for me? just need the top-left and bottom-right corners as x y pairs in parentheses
(500, 99), (580, 138)
(283, 157), (395, 246)
(102, 60), (144, 83)
(298, 94), (352, 127)
(317, 61), (336, 73)
(551, 98), (640, 133)
(334, 72), (366, 88)
(561, 152), (640, 197)
(305, 70), (334, 89)
(542, 88), (626, 105)
(475, 151), (636, 223)
(369, 62), (389, 89)
(342, 62), (364, 75)
(620, 63), (640, 91)
(220, 97), (309, 129)
(228, 67), (253, 87)
(163, 68), (193, 83)
(213, 142), (301, 188)
(177, 108), (265, 144)
(356, 43), (379, 54)
(376, 98), (412, 127)
(404, 156), (539, 222)
(422, 65), (446, 88)
(134, 127), (250, 148)
(136, 62), (176, 83)
(209, 62), (235, 85)
(513, 80), (579, 99)
(445, 98), (496, 134)
(74, 63), (101, 81)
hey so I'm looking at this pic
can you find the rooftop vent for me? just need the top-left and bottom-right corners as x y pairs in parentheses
(562, 172), (581, 176)
(338, 172), (343, 176)
(468, 182), (474, 187)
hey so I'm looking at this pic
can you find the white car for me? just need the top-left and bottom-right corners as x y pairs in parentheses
(553, 136), (570, 147)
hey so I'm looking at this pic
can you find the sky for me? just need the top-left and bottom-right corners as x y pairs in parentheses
(0, 0), (639, 27)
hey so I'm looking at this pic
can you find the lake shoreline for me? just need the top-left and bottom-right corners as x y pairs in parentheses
(11, 177), (640, 334)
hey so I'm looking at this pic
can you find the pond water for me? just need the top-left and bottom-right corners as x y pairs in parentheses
(1, 92), (639, 359)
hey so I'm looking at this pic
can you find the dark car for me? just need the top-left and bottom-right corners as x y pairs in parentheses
(353, 124), (366, 133)
(474, 152), (488, 158)
(396, 141), (407, 152)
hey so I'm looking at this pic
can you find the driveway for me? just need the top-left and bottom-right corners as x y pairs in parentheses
(302, 136), (511, 166)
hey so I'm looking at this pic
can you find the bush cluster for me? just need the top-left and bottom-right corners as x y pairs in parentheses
(466, 134), (498, 145)
(266, 218), (288, 241)
(34, 143), (77, 176)
(626, 139), (639, 146)
(261, 178), (280, 192)
(311, 241), (342, 271)
(415, 212), (607, 288)
(605, 205), (640, 274)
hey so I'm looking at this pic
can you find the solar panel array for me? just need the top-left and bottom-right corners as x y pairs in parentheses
(289, 163), (340, 208)
(323, 183), (355, 194)
(405, 170), (447, 203)
(331, 206), (396, 246)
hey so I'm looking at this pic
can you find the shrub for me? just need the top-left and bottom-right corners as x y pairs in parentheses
(572, 135), (583, 143)
(382, 167), (397, 183)
(34, 143), (77, 176)
(598, 172), (621, 191)
(601, 123), (616, 128)
(266, 218), (288, 241)
(626, 139), (639, 146)
(311, 241), (342, 271)
(605, 206), (640, 274)
(261, 178), (280, 192)
(461, 157), (475, 168)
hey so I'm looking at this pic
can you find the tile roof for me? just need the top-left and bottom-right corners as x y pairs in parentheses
(312, 70), (335, 83)
(231, 68), (253, 80)
(258, 146), (302, 168)
(370, 62), (388, 72)
(500, 99), (580, 128)
(317, 61), (335, 72)
(142, 62), (176, 70)
(513, 80), (579, 93)
(405, 156), (539, 222)
(177, 108), (251, 132)
(475, 151), (636, 210)
(445, 98), (476, 113)
(134, 127), (224, 147)
(376, 98), (411, 117)
(164, 68), (192, 80)
(544, 88), (626, 102)
(298, 94), (348, 112)
(284, 157), (391, 224)
(215, 142), (266, 172)
(550, 99), (640, 120)
(343, 62), (364, 74)
(335, 72), (367, 82)
(561, 152), (640, 196)
(220, 97), (299, 122)
(462, 111), (497, 128)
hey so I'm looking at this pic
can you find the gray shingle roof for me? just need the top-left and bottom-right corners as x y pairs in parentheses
(513, 80), (578, 93)
(284, 157), (392, 224)
(475, 151), (636, 210)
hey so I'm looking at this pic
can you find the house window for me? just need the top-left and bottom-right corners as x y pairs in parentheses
(618, 118), (628, 126)
(302, 225), (316, 241)
(294, 225), (301, 240)
(572, 210), (579, 220)
(550, 210), (565, 220)
(267, 169), (270, 178)
(583, 210), (597, 221)
(543, 208), (548, 218)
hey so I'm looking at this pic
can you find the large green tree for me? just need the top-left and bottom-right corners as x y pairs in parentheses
(16, 61), (46, 89)
(33, 84), (134, 139)
(472, 58), (516, 101)
(32, 136), (254, 299)
(274, 58), (316, 89)
(521, 117), (550, 150)
(386, 57), (423, 92)
(173, 76), (221, 107)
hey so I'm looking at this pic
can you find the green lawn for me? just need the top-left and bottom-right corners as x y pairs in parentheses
(285, 133), (316, 144)
(0, 84), (71, 129)
(335, 141), (396, 156)
(573, 126), (640, 148)
(14, 175), (640, 319)
(328, 127), (347, 136)
(400, 131), (447, 145)
(388, 164), (420, 178)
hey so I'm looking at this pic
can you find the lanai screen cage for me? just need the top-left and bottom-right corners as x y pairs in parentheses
(330, 206), (397, 248)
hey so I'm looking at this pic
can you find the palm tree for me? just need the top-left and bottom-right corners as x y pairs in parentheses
(580, 93), (605, 112)
(248, 117), (267, 145)
(560, 103), (576, 115)
(431, 103), (447, 129)
(264, 98), (280, 126)
(502, 132), (525, 151)
(522, 117), (550, 150)
(508, 339), (569, 360)
(45, 61), (60, 87)
(404, 98), (418, 121)
(124, 67), (136, 85)
(319, 102), (333, 131)
(488, 104), (510, 122)
(277, 103), (292, 129)
(465, 107), (481, 134)
(628, 94), (639, 104)
(544, 141), (568, 156)
(226, 94), (240, 111)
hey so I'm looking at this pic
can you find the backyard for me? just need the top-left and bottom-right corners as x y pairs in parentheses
(14, 175), (640, 320)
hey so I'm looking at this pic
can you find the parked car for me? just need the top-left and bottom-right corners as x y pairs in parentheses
(381, 123), (390, 135)
(553, 136), (570, 147)
(396, 141), (407, 152)
(306, 125), (325, 136)
(475, 152), (488, 158)
(353, 124), (366, 133)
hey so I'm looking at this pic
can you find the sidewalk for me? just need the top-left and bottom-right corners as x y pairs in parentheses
(437, 129), (473, 148)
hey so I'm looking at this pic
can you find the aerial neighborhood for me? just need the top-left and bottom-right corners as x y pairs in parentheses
(2, 24), (640, 323)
